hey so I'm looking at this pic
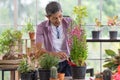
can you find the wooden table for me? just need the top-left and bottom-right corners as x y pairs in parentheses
(0, 60), (21, 80)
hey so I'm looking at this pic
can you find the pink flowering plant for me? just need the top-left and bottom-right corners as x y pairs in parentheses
(107, 16), (119, 30)
(68, 5), (88, 66)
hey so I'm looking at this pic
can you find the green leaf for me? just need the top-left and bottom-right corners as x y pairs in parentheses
(105, 49), (116, 57)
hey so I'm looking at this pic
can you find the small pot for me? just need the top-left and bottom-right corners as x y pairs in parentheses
(58, 73), (65, 80)
(49, 78), (59, 80)
(71, 66), (86, 79)
(109, 31), (117, 40)
(92, 31), (100, 39)
(29, 32), (35, 40)
(95, 78), (103, 80)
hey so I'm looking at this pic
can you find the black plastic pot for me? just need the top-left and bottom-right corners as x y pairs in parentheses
(103, 69), (112, 80)
(109, 31), (118, 40)
(38, 68), (50, 80)
(21, 71), (37, 80)
(71, 66), (86, 79)
(92, 31), (100, 39)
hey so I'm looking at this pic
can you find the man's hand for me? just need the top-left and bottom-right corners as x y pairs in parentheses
(56, 52), (68, 59)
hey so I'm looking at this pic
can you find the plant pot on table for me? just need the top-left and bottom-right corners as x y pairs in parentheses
(38, 68), (50, 80)
(21, 71), (37, 80)
(71, 66), (86, 79)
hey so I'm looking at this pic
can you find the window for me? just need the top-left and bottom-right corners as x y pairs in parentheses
(0, 1), (120, 79)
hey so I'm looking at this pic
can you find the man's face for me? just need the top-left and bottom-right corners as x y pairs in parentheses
(47, 11), (63, 27)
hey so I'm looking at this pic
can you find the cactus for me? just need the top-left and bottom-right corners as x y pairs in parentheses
(103, 69), (112, 80)
(50, 66), (58, 79)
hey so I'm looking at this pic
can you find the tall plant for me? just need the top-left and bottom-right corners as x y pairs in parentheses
(68, 5), (88, 66)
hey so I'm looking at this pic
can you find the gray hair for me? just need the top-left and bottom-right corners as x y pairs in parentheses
(45, 1), (62, 16)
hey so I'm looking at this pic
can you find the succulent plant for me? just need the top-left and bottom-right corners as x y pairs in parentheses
(50, 66), (58, 79)
(103, 69), (112, 80)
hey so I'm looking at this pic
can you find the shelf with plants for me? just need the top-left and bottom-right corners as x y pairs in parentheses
(87, 38), (120, 42)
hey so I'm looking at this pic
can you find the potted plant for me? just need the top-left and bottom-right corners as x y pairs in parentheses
(95, 73), (103, 80)
(0, 28), (22, 60)
(103, 49), (120, 73)
(107, 16), (119, 40)
(103, 69), (112, 80)
(17, 56), (37, 80)
(92, 18), (102, 39)
(38, 54), (59, 80)
(49, 66), (59, 80)
(23, 18), (35, 40)
(68, 5), (88, 79)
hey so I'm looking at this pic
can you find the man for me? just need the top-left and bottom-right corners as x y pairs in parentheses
(36, 1), (72, 76)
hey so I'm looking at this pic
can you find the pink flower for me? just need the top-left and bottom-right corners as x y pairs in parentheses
(107, 16), (118, 26)
(67, 25), (84, 49)
(70, 26), (82, 39)
(113, 65), (120, 80)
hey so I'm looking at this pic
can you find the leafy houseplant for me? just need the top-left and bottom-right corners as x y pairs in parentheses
(24, 18), (35, 40)
(103, 49), (120, 73)
(107, 16), (119, 39)
(38, 54), (59, 80)
(92, 18), (102, 39)
(0, 29), (22, 60)
(68, 5), (88, 79)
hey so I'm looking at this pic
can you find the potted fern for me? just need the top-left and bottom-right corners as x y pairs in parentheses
(38, 54), (59, 80)
(68, 5), (88, 79)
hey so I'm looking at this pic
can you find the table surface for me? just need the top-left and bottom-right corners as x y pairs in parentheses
(64, 77), (94, 80)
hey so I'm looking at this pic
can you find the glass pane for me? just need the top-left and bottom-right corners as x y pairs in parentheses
(17, 0), (36, 25)
(102, 0), (120, 25)
(82, 0), (100, 25)
(87, 43), (100, 59)
(86, 60), (101, 73)
(102, 42), (120, 59)
(59, 0), (77, 17)
(0, 0), (14, 25)
(0, 25), (13, 34)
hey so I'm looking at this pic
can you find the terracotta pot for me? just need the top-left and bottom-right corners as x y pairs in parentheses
(95, 78), (103, 80)
(29, 32), (35, 40)
(49, 78), (59, 80)
(58, 73), (65, 80)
